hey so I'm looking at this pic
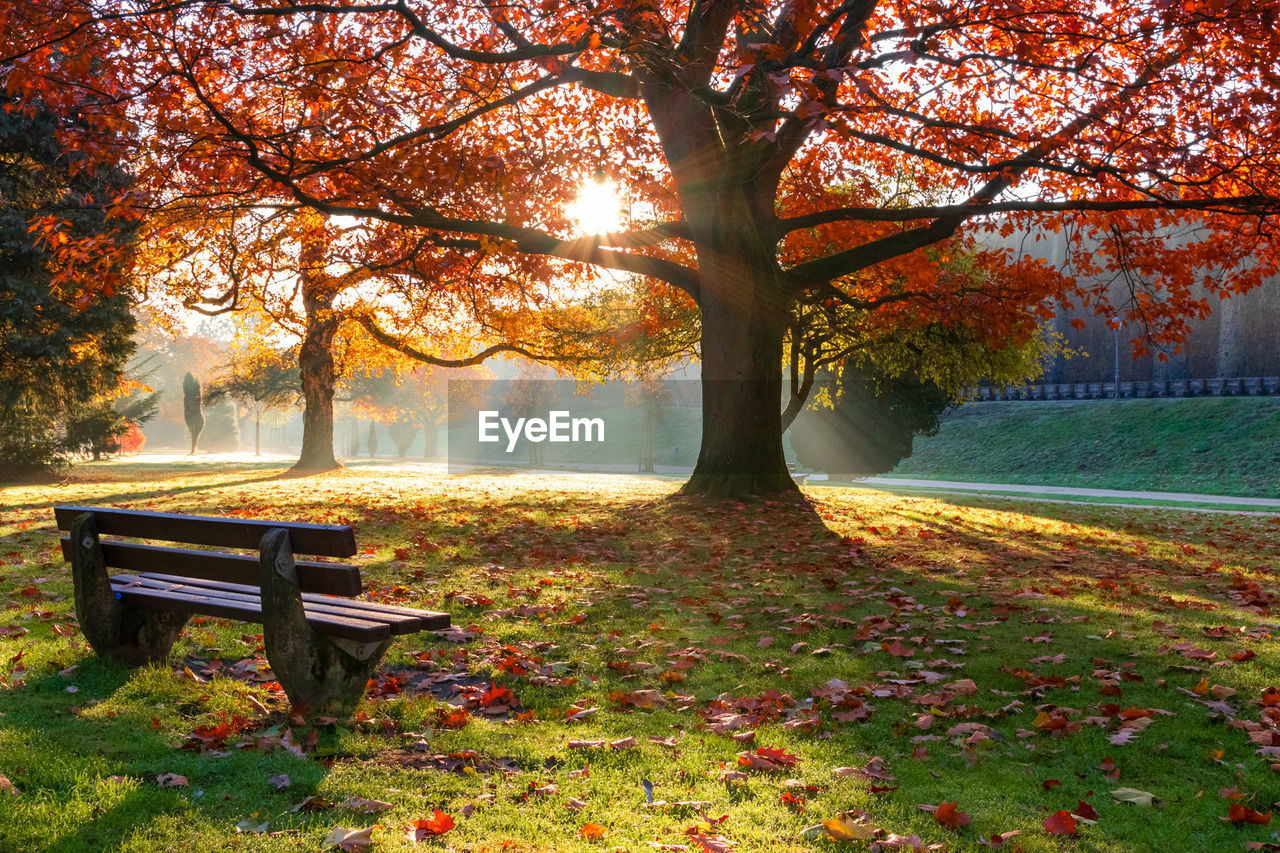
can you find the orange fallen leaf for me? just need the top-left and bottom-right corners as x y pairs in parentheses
(933, 801), (971, 829)
(1224, 804), (1273, 825)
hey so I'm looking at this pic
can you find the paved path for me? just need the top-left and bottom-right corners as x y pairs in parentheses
(853, 477), (1280, 509)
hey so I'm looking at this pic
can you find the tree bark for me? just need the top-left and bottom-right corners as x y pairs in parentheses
(679, 264), (796, 497)
(292, 266), (341, 472)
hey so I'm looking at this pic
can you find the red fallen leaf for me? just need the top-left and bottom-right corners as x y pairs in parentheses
(934, 801), (971, 829)
(1224, 804), (1273, 825)
(1232, 649), (1257, 662)
(1042, 779), (1062, 791)
(869, 784), (898, 794)
(737, 746), (800, 772)
(688, 833), (734, 852)
(1073, 799), (1099, 820)
(979, 830), (1022, 848)
(780, 791), (805, 811)
(435, 707), (469, 729)
(408, 808), (455, 839)
(479, 684), (515, 707)
(393, 547), (410, 561)
(882, 639), (915, 657)
(579, 822), (607, 840)
(1043, 810), (1077, 835)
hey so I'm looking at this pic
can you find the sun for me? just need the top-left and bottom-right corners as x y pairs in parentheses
(566, 178), (625, 236)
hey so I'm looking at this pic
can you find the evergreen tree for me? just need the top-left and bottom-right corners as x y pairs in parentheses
(0, 95), (138, 473)
(182, 372), (204, 454)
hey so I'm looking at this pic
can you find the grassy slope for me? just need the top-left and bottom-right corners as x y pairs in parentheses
(2, 462), (1280, 852)
(891, 398), (1280, 498)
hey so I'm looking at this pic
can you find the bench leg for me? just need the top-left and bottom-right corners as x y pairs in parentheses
(70, 513), (189, 666)
(260, 529), (390, 717)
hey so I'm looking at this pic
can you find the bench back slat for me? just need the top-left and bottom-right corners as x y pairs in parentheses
(55, 505), (357, 557)
(59, 538), (362, 597)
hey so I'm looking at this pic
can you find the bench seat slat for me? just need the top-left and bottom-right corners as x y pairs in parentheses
(115, 574), (441, 636)
(115, 574), (420, 633)
(61, 538), (362, 597)
(110, 580), (392, 642)
(56, 505), (357, 557)
(137, 572), (449, 630)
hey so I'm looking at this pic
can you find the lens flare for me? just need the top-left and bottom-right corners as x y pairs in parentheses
(567, 179), (624, 235)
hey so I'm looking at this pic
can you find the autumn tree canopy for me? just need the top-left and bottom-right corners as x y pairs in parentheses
(5, 0), (1280, 494)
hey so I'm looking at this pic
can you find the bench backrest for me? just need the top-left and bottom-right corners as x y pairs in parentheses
(55, 505), (363, 596)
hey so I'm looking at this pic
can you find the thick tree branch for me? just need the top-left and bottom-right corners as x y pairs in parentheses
(775, 194), (1280, 235)
(675, 0), (738, 85)
(354, 313), (583, 367)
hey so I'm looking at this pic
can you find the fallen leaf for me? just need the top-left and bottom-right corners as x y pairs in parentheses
(580, 822), (607, 840)
(323, 825), (376, 851)
(1111, 788), (1156, 807)
(933, 802), (971, 829)
(1042, 810), (1077, 835)
(340, 796), (394, 814)
(1224, 804), (1273, 825)
(978, 830), (1021, 848)
(1073, 800), (1099, 820)
(822, 811), (879, 841)
(407, 809), (455, 839)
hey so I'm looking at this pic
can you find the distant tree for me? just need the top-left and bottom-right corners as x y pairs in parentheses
(200, 400), (242, 452)
(182, 372), (204, 454)
(366, 421), (379, 457)
(345, 361), (491, 460)
(790, 371), (952, 479)
(789, 323), (1053, 477)
(0, 95), (138, 473)
(625, 379), (674, 474)
(204, 346), (300, 455)
(62, 372), (163, 461)
(387, 420), (418, 458)
(502, 369), (556, 466)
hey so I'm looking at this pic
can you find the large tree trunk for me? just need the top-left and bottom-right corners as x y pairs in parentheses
(292, 269), (341, 472)
(679, 269), (796, 498)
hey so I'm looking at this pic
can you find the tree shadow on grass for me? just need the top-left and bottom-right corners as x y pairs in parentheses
(2, 466), (342, 515)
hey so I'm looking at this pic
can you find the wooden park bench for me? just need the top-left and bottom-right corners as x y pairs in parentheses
(55, 505), (449, 716)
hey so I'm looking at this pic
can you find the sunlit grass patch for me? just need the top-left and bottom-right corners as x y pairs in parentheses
(2, 460), (1279, 851)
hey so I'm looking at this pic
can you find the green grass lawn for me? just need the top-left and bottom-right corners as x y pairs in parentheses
(2, 461), (1280, 852)
(892, 397), (1280, 497)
